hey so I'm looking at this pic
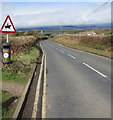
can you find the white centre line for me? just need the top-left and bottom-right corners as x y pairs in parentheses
(83, 62), (107, 78)
(59, 50), (64, 53)
(67, 54), (76, 59)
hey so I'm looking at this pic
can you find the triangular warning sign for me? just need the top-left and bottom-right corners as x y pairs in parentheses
(1, 15), (16, 33)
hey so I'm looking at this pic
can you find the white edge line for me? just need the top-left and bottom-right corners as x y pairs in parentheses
(57, 43), (63, 46)
(40, 42), (46, 118)
(42, 55), (46, 118)
(56, 42), (110, 60)
(31, 54), (44, 119)
(83, 62), (107, 78)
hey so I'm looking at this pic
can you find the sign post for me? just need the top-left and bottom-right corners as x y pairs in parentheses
(6, 34), (9, 43)
(0, 15), (16, 63)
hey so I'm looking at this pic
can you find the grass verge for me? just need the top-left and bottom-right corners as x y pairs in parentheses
(0, 90), (18, 119)
(53, 36), (112, 58)
(2, 43), (39, 84)
(2, 41), (40, 119)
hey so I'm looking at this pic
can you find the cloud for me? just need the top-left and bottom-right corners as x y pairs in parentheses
(2, 0), (112, 2)
(1, 2), (111, 29)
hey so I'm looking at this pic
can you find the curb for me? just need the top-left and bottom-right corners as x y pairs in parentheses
(12, 64), (37, 120)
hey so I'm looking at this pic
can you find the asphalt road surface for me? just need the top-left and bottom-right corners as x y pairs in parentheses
(41, 39), (111, 118)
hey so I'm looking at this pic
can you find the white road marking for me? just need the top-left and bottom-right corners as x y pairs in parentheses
(42, 56), (47, 118)
(67, 54), (76, 59)
(57, 43), (63, 46)
(59, 50), (64, 53)
(56, 48), (58, 50)
(86, 52), (110, 60)
(56, 42), (110, 60)
(73, 48), (110, 60)
(32, 55), (44, 118)
(83, 62), (107, 78)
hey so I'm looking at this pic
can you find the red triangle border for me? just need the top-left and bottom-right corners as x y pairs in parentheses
(0, 15), (16, 33)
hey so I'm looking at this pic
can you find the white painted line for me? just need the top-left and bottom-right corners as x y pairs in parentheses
(57, 43), (63, 46)
(42, 55), (47, 118)
(56, 42), (110, 60)
(67, 54), (76, 59)
(75, 49), (110, 60)
(86, 52), (110, 60)
(67, 54), (71, 56)
(83, 62), (107, 78)
(59, 50), (64, 53)
(32, 55), (44, 119)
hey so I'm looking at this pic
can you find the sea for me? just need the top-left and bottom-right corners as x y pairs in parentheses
(17, 23), (111, 31)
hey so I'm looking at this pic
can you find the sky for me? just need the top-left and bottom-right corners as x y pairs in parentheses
(1, 0), (112, 29)
(2, 0), (112, 2)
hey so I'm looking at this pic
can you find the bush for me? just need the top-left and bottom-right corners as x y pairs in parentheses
(10, 36), (37, 54)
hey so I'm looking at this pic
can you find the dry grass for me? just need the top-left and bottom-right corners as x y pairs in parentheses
(55, 34), (112, 45)
(10, 36), (37, 54)
(1, 35), (37, 54)
(80, 35), (111, 45)
(53, 34), (112, 58)
(1, 33), (40, 119)
(1, 34), (39, 83)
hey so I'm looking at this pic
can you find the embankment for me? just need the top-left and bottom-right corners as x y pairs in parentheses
(53, 34), (112, 58)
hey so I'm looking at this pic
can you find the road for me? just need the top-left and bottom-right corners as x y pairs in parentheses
(41, 39), (111, 118)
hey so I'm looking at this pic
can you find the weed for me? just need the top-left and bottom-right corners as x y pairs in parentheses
(53, 34), (112, 58)
(1, 91), (17, 119)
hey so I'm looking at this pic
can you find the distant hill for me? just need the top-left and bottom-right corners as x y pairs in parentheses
(17, 23), (111, 31)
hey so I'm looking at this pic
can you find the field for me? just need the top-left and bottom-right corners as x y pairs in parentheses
(53, 29), (112, 58)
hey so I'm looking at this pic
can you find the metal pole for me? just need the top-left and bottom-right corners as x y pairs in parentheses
(61, 25), (62, 35)
(61, 24), (62, 35)
(6, 34), (9, 43)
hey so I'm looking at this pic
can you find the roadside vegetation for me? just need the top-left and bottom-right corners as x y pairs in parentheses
(1, 30), (45, 119)
(53, 29), (113, 58)
(60, 28), (112, 35)
(0, 91), (18, 119)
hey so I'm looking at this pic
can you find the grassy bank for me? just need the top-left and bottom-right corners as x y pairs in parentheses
(1, 31), (41, 119)
(1, 91), (13, 118)
(53, 34), (112, 58)
(0, 91), (18, 119)
(2, 45), (39, 119)
(2, 40), (39, 84)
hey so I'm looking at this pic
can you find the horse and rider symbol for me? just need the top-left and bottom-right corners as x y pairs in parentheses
(5, 23), (11, 29)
